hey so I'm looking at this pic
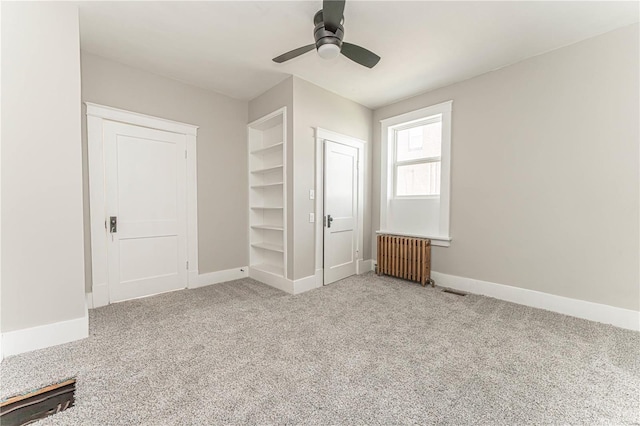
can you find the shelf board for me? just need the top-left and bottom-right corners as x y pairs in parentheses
(251, 263), (284, 277)
(250, 142), (284, 156)
(251, 242), (284, 253)
(251, 225), (284, 231)
(250, 182), (283, 189)
(250, 113), (283, 131)
(250, 165), (283, 175)
(251, 206), (283, 210)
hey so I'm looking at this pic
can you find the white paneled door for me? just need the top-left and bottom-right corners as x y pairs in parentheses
(104, 121), (187, 302)
(323, 140), (358, 284)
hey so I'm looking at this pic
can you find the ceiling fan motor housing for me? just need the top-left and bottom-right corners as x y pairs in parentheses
(271, 3), (380, 68)
(313, 10), (344, 50)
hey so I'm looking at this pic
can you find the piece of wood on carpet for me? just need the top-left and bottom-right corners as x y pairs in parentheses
(0, 378), (76, 426)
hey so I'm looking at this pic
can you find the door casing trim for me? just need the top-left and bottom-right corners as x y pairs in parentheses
(315, 128), (366, 285)
(86, 103), (199, 307)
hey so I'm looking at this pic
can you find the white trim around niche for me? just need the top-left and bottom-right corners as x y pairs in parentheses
(86, 103), (199, 308)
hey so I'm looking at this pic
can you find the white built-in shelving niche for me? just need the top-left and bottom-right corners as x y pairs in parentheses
(248, 107), (287, 279)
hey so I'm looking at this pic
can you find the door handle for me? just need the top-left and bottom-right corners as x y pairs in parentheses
(109, 216), (117, 233)
(326, 214), (333, 228)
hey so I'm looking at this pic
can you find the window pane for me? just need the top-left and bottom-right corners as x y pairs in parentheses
(396, 120), (442, 162)
(396, 162), (441, 196)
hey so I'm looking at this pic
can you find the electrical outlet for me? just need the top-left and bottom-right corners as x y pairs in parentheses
(309, 213), (315, 223)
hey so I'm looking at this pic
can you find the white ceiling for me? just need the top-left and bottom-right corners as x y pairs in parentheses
(78, 1), (639, 109)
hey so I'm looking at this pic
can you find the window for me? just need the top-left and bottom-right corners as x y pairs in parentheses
(393, 117), (442, 197)
(379, 100), (452, 246)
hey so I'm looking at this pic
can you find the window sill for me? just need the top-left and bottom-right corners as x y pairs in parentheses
(376, 230), (451, 247)
(393, 195), (440, 200)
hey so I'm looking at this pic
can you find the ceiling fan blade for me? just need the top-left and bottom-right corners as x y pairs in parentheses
(273, 44), (316, 64)
(272, 44), (316, 63)
(323, 0), (345, 32)
(340, 42), (381, 68)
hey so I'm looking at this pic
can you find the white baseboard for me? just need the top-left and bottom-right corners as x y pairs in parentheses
(87, 268), (249, 310)
(248, 268), (322, 295)
(431, 271), (640, 331)
(293, 274), (322, 295)
(249, 267), (293, 293)
(194, 267), (249, 289)
(1, 314), (89, 358)
(250, 261), (373, 295)
(358, 259), (374, 274)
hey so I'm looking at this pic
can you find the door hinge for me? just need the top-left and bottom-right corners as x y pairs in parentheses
(186, 260), (189, 270)
(185, 150), (187, 159)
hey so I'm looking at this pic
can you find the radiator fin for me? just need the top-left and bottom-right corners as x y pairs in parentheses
(377, 234), (433, 286)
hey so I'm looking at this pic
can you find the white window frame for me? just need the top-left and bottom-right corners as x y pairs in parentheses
(392, 116), (443, 199)
(379, 100), (452, 246)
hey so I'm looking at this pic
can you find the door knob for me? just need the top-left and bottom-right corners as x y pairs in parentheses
(109, 216), (117, 233)
(326, 214), (333, 228)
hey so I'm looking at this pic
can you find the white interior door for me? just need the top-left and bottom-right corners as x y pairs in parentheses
(324, 140), (358, 284)
(104, 121), (188, 302)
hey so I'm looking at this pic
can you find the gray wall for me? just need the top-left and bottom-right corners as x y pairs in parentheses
(81, 52), (248, 291)
(372, 24), (640, 311)
(292, 77), (373, 280)
(1, 3), (86, 331)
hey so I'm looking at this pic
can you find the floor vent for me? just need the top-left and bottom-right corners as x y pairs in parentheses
(443, 289), (467, 296)
(0, 378), (76, 426)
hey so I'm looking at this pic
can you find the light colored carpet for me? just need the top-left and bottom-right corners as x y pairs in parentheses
(1, 273), (639, 425)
